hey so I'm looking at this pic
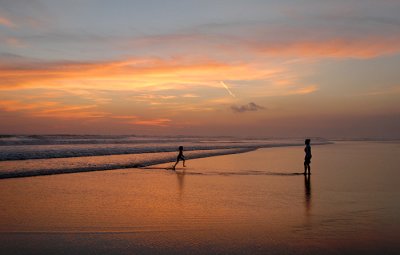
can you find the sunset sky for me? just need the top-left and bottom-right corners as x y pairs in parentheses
(1, 0), (399, 138)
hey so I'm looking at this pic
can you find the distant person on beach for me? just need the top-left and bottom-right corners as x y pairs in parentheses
(173, 146), (186, 170)
(304, 139), (312, 175)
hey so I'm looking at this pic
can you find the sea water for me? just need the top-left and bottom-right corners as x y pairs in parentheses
(0, 135), (329, 178)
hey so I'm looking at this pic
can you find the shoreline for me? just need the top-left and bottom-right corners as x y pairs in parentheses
(0, 142), (332, 180)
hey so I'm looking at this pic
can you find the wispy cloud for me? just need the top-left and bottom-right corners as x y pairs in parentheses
(34, 105), (108, 119)
(231, 102), (265, 113)
(253, 37), (400, 59)
(2, 37), (26, 47)
(134, 94), (177, 101)
(126, 118), (172, 127)
(0, 100), (108, 119)
(359, 85), (400, 96)
(182, 93), (199, 98)
(0, 1), (51, 29)
(116, 18), (400, 60)
(112, 115), (138, 120)
(0, 56), (284, 93)
(287, 85), (319, 95)
(0, 100), (57, 112)
(0, 16), (15, 28)
(113, 115), (172, 127)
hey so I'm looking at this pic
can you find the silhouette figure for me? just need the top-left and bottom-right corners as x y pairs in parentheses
(173, 146), (186, 170)
(304, 139), (312, 175)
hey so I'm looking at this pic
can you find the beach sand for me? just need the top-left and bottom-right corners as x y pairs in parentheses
(0, 142), (399, 254)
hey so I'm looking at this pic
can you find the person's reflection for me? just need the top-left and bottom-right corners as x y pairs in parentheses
(176, 170), (186, 200)
(304, 174), (311, 215)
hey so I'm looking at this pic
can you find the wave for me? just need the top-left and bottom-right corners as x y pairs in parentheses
(0, 148), (255, 179)
(0, 136), (332, 179)
(0, 141), (331, 161)
(0, 135), (204, 146)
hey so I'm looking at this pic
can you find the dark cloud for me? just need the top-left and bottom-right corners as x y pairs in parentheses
(230, 102), (265, 113)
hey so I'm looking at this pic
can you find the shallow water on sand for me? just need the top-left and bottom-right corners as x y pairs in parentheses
(0, 142), (399, 254)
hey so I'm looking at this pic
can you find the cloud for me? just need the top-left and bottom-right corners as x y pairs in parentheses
(134, 94), (177, 101)
(0, 100), (56, 112)
(0, 55), (283, 92)
(112, 115), (172, 127)
(2, 1), (400, 61)
(118, 13), (400, 60)
(359, 85), (400, 96)
(287, 85), (319, 95)
(252, 37), (400, 59)
(231, 102), (265, 113)
(0, 1), (50, 29)
(0, 100), (108, 119)
(182, 93), (199, 98)
(112, 115), (138, 120)
(129, 118), (172, 127)
(0, 16), (15, 28)
(2, 37), (26, 47)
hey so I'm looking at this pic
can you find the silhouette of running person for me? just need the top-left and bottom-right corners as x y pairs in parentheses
(173, 146), (186, 170)
(304, 139), (312, 175)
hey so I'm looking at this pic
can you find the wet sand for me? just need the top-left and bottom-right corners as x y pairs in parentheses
(0, 142), (399, 254)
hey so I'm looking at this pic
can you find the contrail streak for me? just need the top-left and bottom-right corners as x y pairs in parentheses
(220, 81), (235, 97)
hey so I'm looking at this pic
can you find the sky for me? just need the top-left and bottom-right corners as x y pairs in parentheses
(0, 0), (399, 138)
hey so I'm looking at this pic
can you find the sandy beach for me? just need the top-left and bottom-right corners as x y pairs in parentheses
(1, 141), (399, 254)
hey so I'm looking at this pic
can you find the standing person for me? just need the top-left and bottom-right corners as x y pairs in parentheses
(304, 139), (312, 175)
(173, 146), (186, 170)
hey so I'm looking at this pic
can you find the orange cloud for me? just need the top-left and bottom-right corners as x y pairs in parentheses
(266, 85), (318, 97)
(132, 118), (172, 127)
(360, 85), (400, 96)
(287, 85), (319, 95)
(254, 36), (400, 59)
(135, 94), (177, 100)
(0, 100), (108, 119)
(34, 105), (108, 119)
(0, 100), (57, 111)
(127, 27), (400, 59)
(182, 94), (199, 98)
(3, 37), (25, 47)
(0, 16), (15, 28)
(0, 53), (321, 127)
(112, 115), (138, 120)
(0, 57), (283, 92)
(112, 115), (172, 127)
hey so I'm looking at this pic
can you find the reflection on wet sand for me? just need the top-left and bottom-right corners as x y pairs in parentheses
(304, 174), (311, 216)
(176, 170), (185, 199)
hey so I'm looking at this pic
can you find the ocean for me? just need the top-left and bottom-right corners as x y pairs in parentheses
(0, 135), (329, 178)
